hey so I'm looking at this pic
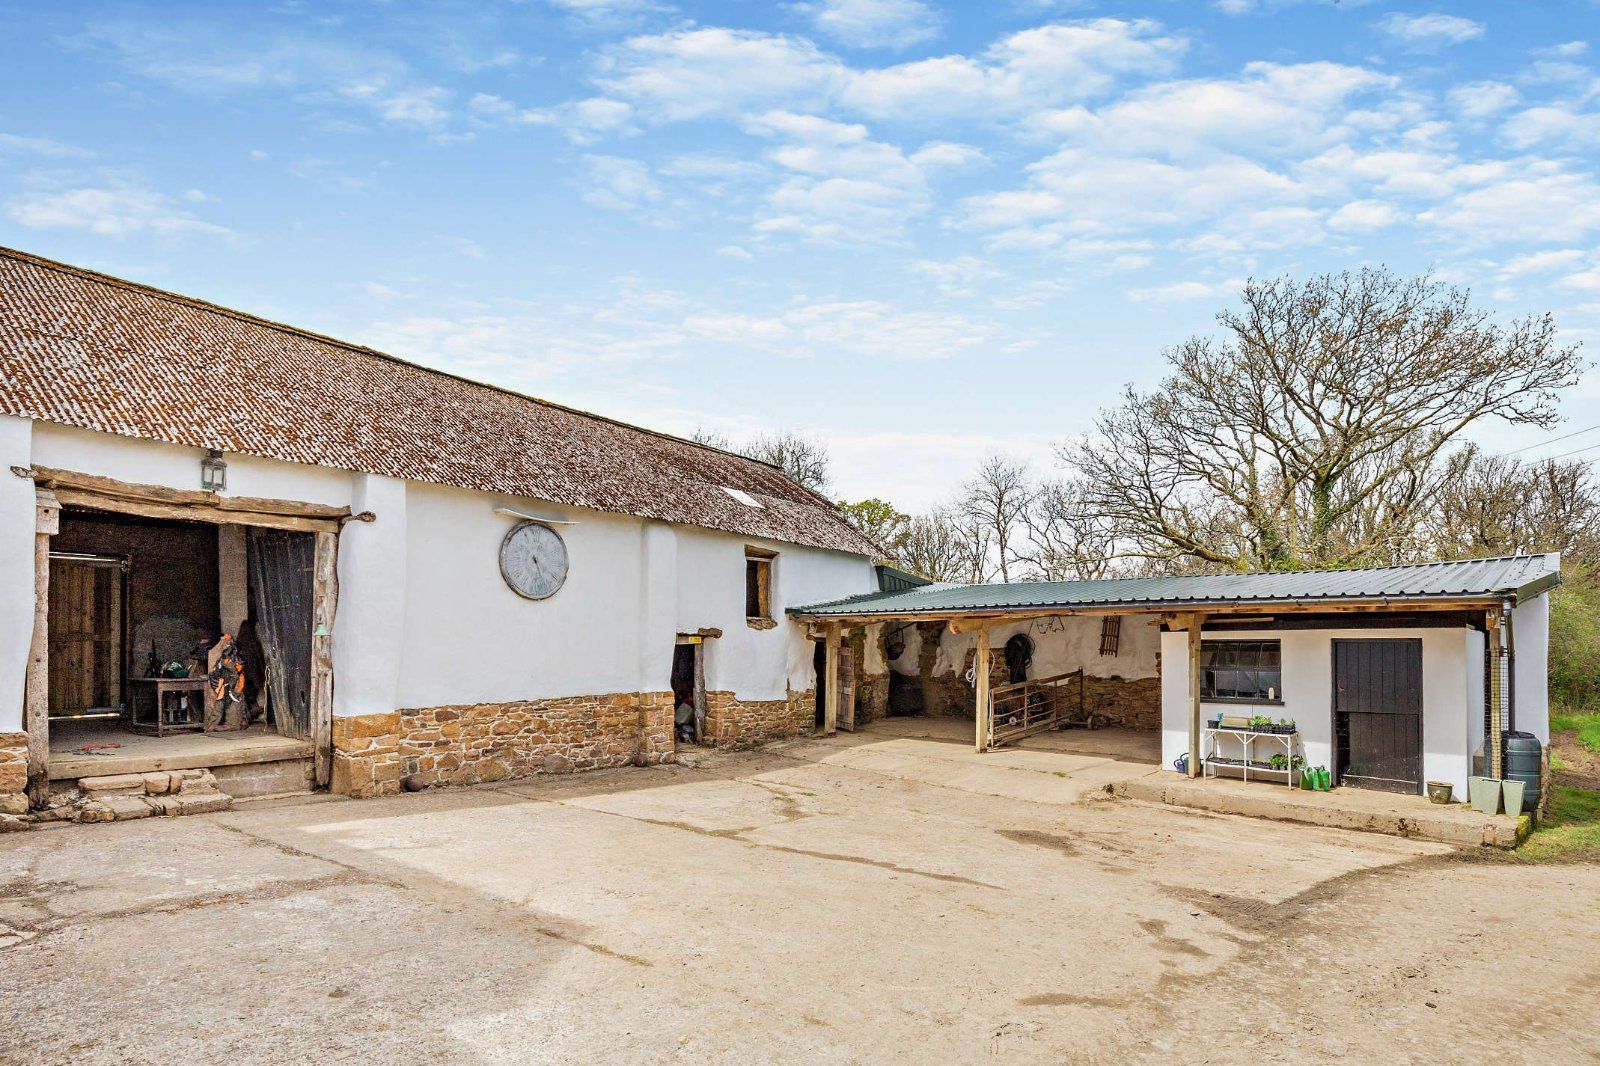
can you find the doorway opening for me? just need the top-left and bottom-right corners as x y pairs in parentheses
(672, 638), (706, 746)
(45, 508), (321, 789)
(1333, 638), (1424, 795)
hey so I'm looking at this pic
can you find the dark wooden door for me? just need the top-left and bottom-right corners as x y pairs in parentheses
(1333, 639), (1423, 794)
(47, 555), (126, 717)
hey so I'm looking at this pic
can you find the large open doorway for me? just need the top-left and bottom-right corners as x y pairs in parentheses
(44, 508), (321, 791)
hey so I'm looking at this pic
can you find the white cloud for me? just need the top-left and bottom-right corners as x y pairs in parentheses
(680, 298), (1013, 359)
(1503, 104), (1600, 150)
(0, 133), (93, 158)
(909, 141), (987, 168)
(1498, 249), (1587, 279)
(1447, 81), (1520, 121)
(6, 184), (231, 238)
(1377, 13), (1485, 51)
(1127, 278), (1241, 303)
(716, 245), (754, 260)
(580, 155), (665, 212)
(1418, 164), (1600, 244)
(799, 0), (940, 51)
(1327, 199), (1399, 231)
(841, 19), (1186, 122)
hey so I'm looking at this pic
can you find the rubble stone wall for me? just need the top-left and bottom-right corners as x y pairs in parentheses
(912, 651), (1160, 730)
(0, 732), (29, 831)
(703, 690), (812, 749)
(332, 692), (677, 798)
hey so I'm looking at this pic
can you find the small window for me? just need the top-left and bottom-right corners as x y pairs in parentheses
(1099, 616), (1121, 657)
(745, 548), (774, 622)
(1200, 640), (1281, 702)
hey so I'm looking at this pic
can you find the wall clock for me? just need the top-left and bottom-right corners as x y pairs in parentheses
(499, 521), (569, 600)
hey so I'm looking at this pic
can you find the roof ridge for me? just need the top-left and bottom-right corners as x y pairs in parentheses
(0, 244), (799, 483)
(978, 553), (1554, 588)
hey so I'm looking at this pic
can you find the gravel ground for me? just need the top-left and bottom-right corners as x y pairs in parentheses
(2, 726), (1597, 1065)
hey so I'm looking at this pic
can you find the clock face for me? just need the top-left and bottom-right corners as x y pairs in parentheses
(498, 521), (570, 600)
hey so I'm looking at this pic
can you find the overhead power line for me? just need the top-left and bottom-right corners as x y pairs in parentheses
(1540, 439), (1600, 464)
(1507, 422), (1600, 455)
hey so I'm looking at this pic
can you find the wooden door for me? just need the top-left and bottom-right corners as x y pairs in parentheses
(1333, 639), (1423, 794)
(248, 530), (315, 740)
(837, 645), (856, 732)
(47, 554), (125, 717)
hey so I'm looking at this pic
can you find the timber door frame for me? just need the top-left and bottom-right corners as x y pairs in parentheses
(1330, 637), (1425, 796)
(20, 473), (344, 797)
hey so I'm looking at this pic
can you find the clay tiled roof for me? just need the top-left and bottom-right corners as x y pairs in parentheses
(0, 247), (878, 556)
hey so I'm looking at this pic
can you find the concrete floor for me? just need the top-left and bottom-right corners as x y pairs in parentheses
(3, 721), (1598, 1064)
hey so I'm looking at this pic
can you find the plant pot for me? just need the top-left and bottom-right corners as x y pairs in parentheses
(1501, 780), (1526, 818)
(1425, 780), (1454, 805)
(1469, 776), (1502, 816)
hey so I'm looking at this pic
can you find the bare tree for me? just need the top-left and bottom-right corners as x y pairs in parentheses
(1016, 478), (1120, 580)
(1424, 447), (1600, 568)
(900, 508), (984, 583)
(692, 428), (833, 495)
(959, 455), (1031, 582)
(1071, 269), (1586, 571)
(741, 431), (832, 495)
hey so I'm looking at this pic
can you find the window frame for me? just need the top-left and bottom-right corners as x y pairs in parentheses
(744, 547), (776, 625)
(1198, 639), (1283, 704)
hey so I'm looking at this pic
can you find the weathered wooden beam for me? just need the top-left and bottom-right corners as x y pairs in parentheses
(24, 491), (59, 804)
(309, 531), (339, 789)
(1184, 615), (1205, 778)
(823, 624), (841, 736)
(974, 623), (991, 753)
(13, 465), (373, 531)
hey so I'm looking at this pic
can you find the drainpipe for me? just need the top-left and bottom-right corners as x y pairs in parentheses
(1503, 596), (1517, 734)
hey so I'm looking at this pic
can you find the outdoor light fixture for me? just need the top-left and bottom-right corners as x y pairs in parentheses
(201, 449), (227, 492)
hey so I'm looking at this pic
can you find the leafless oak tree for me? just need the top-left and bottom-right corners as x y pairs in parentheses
(1070, 269), (1586, 571)
(959, 455), (1031, 582)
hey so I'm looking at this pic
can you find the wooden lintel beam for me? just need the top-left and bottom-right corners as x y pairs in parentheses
(15, 465), (368, 527)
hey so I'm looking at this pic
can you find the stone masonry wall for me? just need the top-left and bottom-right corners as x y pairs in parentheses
(332, 692), (676, 798)
(1, 732), (29, 831)
(914, 651), (1159, 730)
(703, 690), (812, 749)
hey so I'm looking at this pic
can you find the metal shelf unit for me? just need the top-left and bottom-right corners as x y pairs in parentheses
(1202, 727), (1299, 788)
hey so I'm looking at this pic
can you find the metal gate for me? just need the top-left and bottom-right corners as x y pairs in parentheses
(990, 669), (1085, 747)
(1333, 638), (1423, 794)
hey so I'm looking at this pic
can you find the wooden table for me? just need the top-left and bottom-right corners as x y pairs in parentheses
(126, 677), (208, 737)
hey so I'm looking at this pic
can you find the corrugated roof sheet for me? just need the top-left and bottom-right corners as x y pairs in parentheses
(0, 247), (878, 556)
(794, 554), (1562, 617)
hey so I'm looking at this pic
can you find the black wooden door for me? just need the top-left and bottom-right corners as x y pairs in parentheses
(1333, 639), (1423, 794)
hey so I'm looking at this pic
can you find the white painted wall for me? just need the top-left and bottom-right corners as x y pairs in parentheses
(1513, 594), (1550, 743)
(2, 422), (878, 728)
(1161, 626), (1489, 799)
(0, 416), (35, 733)
(895, 614), (1161, 682)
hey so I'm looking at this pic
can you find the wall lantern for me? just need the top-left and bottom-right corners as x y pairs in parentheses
(201, 449), (227, 492)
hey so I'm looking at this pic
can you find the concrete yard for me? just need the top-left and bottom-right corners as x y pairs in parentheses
(2, 722), (1598, 1064)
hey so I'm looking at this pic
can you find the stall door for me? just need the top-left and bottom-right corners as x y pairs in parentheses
(1333, 639), (1423, 794)
(47, 554), (125, 717)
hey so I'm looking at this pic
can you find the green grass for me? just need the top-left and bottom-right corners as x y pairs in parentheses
(1549, 709), (1600, 754)
(1518, 786), (1600, 862)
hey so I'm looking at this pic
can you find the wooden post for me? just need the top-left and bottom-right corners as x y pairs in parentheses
(1487, 608), (1505, 781)
(1187, 616), (1204, 778)
(309, 530), (338, 788)
(974, 623), (991, 752)
(823, 623), (840, 735)
(25, 490), (59, 805)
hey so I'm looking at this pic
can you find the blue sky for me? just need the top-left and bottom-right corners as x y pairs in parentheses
(3, 1), (1599, 509)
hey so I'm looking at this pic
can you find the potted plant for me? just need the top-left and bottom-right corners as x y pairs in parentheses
(1273, 717), (1296, 735)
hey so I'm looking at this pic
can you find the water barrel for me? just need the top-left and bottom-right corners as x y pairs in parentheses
(1503, 731), (1541, 814)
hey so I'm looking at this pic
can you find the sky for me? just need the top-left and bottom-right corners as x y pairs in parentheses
(3, 1), (1600, 510)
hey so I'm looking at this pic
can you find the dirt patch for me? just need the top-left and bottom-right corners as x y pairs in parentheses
(1552, 730), (1600, 791)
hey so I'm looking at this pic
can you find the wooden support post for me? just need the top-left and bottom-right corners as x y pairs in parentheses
(823, 623), (840, 735)
(309, 530), (338, 789)
(1487, 608), (1505, 781)
(974, 623), (991, 752)
(1186, 615), (1204, 778)
(24, 491), (59, 805)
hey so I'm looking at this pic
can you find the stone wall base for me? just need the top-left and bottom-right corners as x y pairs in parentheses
(704, 689), (812, 749)
(0, 732), (28, 832)
(334, 692), (678, 798)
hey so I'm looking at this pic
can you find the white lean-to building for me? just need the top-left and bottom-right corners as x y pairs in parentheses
(0, 247), (880, 823)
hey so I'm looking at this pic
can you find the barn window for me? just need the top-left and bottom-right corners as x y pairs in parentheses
(1200, 640), (1282, 702)
(1099, 616), (1121, 657)
(745, 547), (775, 622)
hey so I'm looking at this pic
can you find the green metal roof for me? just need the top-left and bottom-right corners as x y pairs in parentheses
(792, 553), (1562, 618)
